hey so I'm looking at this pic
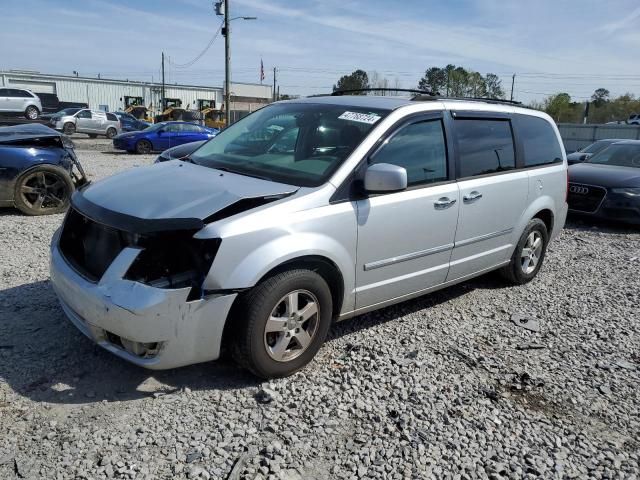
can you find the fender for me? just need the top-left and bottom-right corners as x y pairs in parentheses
(510, 194), (557, 248)
(203, 231), (357, 314)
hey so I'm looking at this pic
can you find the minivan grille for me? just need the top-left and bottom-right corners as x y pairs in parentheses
(59, 208), (126, 282)
(567, 183), (607, 213)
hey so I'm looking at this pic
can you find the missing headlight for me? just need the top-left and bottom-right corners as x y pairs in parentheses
(125, 234), (221, 301)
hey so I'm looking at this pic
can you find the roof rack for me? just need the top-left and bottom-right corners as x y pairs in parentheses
(331, 88), (435, 96)
(412, 94), (522, 106)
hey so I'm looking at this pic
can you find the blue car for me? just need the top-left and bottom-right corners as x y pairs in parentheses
(113, 111), (151, 133)
(0, 124), (86, 215)
(113, 122), (218, 154)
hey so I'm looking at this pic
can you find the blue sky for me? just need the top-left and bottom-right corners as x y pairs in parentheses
(2, 0), (640, 103)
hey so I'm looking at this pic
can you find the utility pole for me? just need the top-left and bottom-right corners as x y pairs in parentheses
(161, 52), (166, 112)
(224, 0), (231, 126)
(510, 73), (516, 102)
(273, 67), (277, 102)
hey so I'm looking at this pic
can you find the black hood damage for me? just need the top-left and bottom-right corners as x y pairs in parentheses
(75, 160), (298, 233)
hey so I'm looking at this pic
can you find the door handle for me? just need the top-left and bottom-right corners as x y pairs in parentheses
(434, 197), (457, 209)
(463, 191), (483, 203)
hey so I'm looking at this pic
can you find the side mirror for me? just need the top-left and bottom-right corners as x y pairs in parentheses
(363, 163), (407, 193)
(579, 154), (588, 161)
(157, 128), (164, 135)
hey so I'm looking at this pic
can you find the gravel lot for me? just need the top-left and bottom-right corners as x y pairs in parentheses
(1, 146), (639, 480)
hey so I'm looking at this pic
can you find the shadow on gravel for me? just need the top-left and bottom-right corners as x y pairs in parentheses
(1, 271), (509, 405)
(327, 271), (508, 342)
(0, 207), (22, 217)
(565, 216), (639, 234)
(100, 151), (135, 155)
(0, 281), (258, 406)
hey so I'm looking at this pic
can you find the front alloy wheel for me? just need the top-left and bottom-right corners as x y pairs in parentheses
(264, 289), (320, 362)
(233, 269), (333, 378)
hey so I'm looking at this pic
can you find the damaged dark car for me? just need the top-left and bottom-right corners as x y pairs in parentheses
(0, 124), (86, 215)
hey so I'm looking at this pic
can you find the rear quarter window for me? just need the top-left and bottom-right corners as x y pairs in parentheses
(517, 115), (563, 167)
(106, 113), (118, 121)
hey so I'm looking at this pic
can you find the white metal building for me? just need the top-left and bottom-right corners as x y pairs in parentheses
(0, 70), (271, 114)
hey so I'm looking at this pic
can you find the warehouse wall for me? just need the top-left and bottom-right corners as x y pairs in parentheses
(1, 72), (223, 113)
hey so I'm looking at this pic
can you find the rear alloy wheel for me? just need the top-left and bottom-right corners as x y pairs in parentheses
(106, 127), (117, 139)
(25, 106), (39, 120)
(500, 218), (549, 284)
(63, 122), (76, 135)
(233, 269), (333, 378)
(14, 165), (74, 215)
(135, 139), (152, 154)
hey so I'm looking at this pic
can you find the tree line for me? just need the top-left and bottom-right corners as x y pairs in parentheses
(531, 89), (640, 124)
(333, 65), (505, 98)
(332, 68), (638, 124)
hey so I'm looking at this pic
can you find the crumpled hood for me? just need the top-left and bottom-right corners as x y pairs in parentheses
(80, 160), (298, 221)
(569, 163), (640, 188)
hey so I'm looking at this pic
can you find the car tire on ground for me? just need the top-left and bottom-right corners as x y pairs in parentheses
(106, 128), (117, 139)
(500, 218), (549, 285)
(25, 106), (39, 120)
(63, 123), (76, 135)
(13, 165), (74, 216)
(135, 139), (152, 154)
(232, 269), (333, 379)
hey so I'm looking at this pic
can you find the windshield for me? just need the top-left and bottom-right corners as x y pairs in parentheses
(56, 108), (81, 116)
(587, 144), (640, 168)
(189, 103), (389, 187)
(581, 140), (613, 154)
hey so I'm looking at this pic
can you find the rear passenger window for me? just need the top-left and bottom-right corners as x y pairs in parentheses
(106, 113), (117, 121)
(456, 119), (515, 177)
(519, 116), (563, 166)
(371, 120), (448, 187)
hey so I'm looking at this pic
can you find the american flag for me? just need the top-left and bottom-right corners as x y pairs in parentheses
(260, 59), (265, 83)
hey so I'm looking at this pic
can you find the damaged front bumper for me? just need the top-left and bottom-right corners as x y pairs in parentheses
(50, 230), (237, 369)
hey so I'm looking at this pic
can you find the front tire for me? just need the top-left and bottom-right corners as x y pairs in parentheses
(106, 127), (117, 139)
(232, 269), (333, 378)
(63, 122), (76, 135)
(135, 139), (152, 154)
(14, 165), (74, 215)
(500, 218), (549, 284)
(25, 106), (39, 120)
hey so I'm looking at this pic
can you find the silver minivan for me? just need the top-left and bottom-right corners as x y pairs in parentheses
(50, 109), (121, 138)
(50, 95), (568, 378)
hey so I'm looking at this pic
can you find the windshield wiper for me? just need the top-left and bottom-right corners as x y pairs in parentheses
(212, 166), (271, 181)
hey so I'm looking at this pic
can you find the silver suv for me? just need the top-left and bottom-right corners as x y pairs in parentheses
(0, 87), (42, 119)
(50, 95), (568, 378)
(50, 108), (121, 138)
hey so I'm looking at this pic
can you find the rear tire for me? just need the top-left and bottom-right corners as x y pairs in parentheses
(14, 165), (74, 216)
(499, 218), (548, 284)
(232, 269), (333, 379)
(25, 106), (39, 120)
(106, 127), (117, 139)
(63, 122), (76, 135)
(135, 139), (152, 154)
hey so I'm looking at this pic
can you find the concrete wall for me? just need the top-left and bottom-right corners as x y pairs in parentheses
(558, 123), (640, 152)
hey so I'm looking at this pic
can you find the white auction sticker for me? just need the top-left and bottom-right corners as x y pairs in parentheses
(338, 111), (382, 125)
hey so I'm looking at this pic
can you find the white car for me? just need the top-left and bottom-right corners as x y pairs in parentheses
(0, 87), (43, 119)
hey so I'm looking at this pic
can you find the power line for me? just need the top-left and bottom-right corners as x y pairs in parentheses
(169, 19), (225, 69)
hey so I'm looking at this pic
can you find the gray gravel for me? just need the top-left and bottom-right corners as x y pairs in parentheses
(1, 148), (639, 479)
